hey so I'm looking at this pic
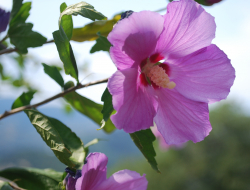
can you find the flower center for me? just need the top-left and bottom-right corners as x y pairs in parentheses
(141, 58), (176, 89)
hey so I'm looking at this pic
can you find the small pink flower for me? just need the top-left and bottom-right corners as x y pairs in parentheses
(107, 0), (235, 145)
(75, 153), (148, 190)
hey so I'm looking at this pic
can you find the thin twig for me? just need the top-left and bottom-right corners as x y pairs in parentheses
(9, 182), (26, 190)
(44, 39), (54, 44)
(0, 39), (54, 56)
(0, 47), (17, 55)
(0, 77), (109, 120)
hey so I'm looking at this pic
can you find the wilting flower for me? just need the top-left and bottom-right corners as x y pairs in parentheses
(107, 0), (235, 145)
(74, 152), (147, 190)
(0, 8), (10, 33)
(64, 168), (82, 190)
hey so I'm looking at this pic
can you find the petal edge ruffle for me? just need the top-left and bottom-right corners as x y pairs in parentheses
(169, 44), (235, 103)
(108, 11), (164, 67)
(155, 0), (216, 59)
(96, 170), (148, 190)
(154, 89), (211, 145)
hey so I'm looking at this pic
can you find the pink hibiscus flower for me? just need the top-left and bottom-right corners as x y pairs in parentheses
(72, 152), (147, 190)
(107, 0), (235, 145)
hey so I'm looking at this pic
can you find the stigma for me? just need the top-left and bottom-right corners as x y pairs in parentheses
(141, 58), (176, 89)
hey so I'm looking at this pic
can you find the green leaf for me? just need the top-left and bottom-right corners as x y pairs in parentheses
(72, 14), (120, 42)
(0, 181), (13, 190)
(169, 0), (212, 6)
(8, 0), (47, 54)
(101, 87), (114, 122)
(11, 91), (36, 109)
(10, 0), (23, 20)
(60, 1), (106, 23)
(53, 27), (78, 82)
(130, 129), (160, 173)
(60, 3), (73, 40)
(0, 167), (62, 190)
(64, 103), (73, 114)
(0, 63), (4, 79)
(42, 63), (64, 87)
(64, 82), (116, 133)
(10, 2), (31, 27)
(90, 34), (111, 53)
(13, 54), (25, 68)
(8, 23), (47, 54)
(24, 109), (85, 169)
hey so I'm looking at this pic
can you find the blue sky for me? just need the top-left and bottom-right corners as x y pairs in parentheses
(0, 0), (250, 112)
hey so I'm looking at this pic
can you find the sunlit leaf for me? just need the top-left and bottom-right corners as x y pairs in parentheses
(60, 3), (73, 40)
(130, 129), (160, 173)
(10, 0), (23, 20)
(53, 27), (78, 82)
(42, 63), (64, 87)
(10, 2), (31, 27)
(0, 167), (62, 190)
(60, 1), (106, 24)
(11, 91), (36, 109)
(90, 33), (111, 53)
(64, 81), (116, 133)
(72, 14), (120, 42)
(25, 109), (85, 169)
(8, 23), (47, 54)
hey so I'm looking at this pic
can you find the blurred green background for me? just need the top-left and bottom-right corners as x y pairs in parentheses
(110, 103), (250, 190)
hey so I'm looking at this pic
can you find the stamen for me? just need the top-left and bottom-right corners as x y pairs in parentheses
(141, 57), (176, 89)
(147, 66), (176, 89)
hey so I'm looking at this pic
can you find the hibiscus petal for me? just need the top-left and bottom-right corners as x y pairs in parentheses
(108, 68), (157, 133)
(66, 175), (77, 190)
(109, 46), (135, 70)
(169, 44), (235, 103)
(96, 170), (148, 190)
(154, 89), (211, 145)
(108, 11), (164, 67)
(75, 153), (108, 190)
(155, 0), (216, 58)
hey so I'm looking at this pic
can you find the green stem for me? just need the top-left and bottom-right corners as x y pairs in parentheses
(0, 34), (9, 45)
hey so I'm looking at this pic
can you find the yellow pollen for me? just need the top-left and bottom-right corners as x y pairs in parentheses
(142, 60), (176, 89)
